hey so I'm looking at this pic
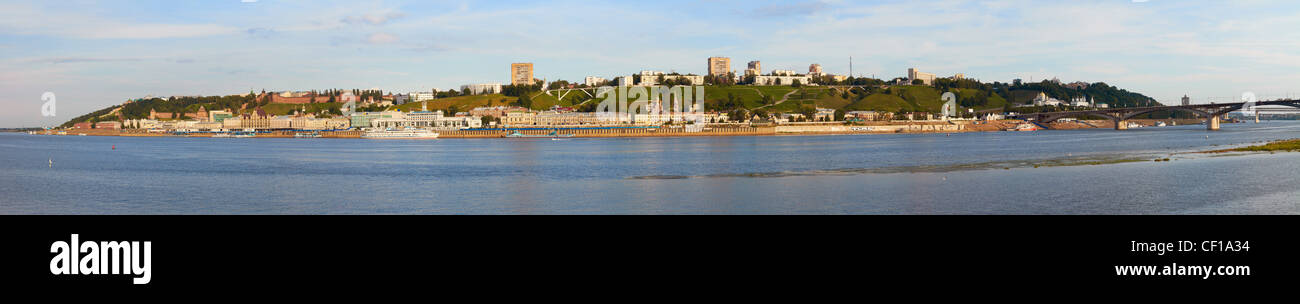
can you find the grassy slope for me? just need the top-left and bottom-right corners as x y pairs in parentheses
(529, 90), (596, 110)
(951, 88), (1010, 111)
(846, 94), (911, 113)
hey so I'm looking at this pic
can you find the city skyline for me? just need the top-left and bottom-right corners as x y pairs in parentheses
(5, 0), (1300, 127)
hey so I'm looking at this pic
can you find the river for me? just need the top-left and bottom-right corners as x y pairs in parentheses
(2, 121), (1298, 214)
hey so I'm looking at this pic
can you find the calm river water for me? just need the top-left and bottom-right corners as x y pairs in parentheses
(2, 122), (1298, 214)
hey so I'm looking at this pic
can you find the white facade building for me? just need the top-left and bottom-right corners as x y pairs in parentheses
(1032, 92), (1064, 106)
(584, 76), (607, 86)
(907, 68), (937, 85)
(1069, 96), (1093, 107)
(752, 75), (812, 86)
(772, 70), (796, 76)
(409, 92), (435, 102)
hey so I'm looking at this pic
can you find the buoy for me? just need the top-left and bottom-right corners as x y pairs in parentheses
(49, 158), (53, 168)
(111, 145), (116, 150)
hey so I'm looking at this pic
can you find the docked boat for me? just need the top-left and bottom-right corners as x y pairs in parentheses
(361, 129), (440, 139)
(1006, 123), (1038, 132)
(1155, 121), (1168, 127)
(504, 130), (575, 138)
(294, 132), (323, 138)
(213, 131), (256, 138)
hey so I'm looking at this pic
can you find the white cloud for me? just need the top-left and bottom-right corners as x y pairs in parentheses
(366, 32), (399, 44)
(342, 11), (407, 26)
(0, 4), (239, 39)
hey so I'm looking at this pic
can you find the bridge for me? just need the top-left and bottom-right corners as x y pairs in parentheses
(1010, 99), (1300, 130)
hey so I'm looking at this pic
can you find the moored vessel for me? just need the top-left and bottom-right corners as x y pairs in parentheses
(361, 129), (440, 139)
(1006, 123), (1038, 132)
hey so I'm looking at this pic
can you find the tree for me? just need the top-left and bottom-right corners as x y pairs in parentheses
(515, 94), (534, 109)
(834, 109), (845, 121)
(912, 79), (924, 85)
(792, 79), (802, 87)
(798, 105), (816, 120)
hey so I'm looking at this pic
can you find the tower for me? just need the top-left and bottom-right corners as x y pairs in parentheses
(707, 57), (731, 77)
(511, 63), (534, 86)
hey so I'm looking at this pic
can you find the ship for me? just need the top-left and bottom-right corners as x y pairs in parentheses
(504, 130), (575, 138)
(361, 128), (440, 139)
(1006, 123), (1038, 132)
(213, 131), (256, 138)
(294, 132), (323, 138)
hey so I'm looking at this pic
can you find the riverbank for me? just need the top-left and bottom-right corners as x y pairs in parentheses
(27, 118), (1219, 139)
(1201, 138), (1300, 153)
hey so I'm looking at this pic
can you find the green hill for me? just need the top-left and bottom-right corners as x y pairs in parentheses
(391, 94), (517, 113)
(846, 94), (911, 113)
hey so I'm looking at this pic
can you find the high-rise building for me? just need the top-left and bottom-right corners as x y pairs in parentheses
(1182, 95), (1190, 106)
(511, 63), (534, 86)
(708, 57), (731, 77)
(809, 64), (823, 75)
(746, 61), (762, 76)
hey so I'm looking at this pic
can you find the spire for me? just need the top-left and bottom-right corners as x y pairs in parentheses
(422, 101), (428, 112)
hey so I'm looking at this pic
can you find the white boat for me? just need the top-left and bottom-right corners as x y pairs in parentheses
(1006, 123), (1038, 132)
(1155, 121), (1168, 127)
(294, 132), (323, 138)
(213, 132), (256, 138)
(362, 129), (440, 139)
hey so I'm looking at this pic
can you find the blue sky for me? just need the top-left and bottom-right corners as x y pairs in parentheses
(4, 0), (1300, 127)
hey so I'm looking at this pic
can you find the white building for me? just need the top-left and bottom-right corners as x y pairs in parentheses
(752, 75), (812, 86)
(907, 68), (937, 85)
(771, 69), (797, 76)
(1069, 96), (1093, 107)
(815, 108), (836, 121)
(1033, 92), (1064, 106)
(409, 92), (435, 102)
(370, 111), (482, 130)
(584, 76), (607, 86)
(460, 83), (503, 95)
(634, 71), (704, 86)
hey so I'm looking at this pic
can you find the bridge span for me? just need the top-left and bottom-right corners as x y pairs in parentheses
(1010, 99), (1300, 130)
